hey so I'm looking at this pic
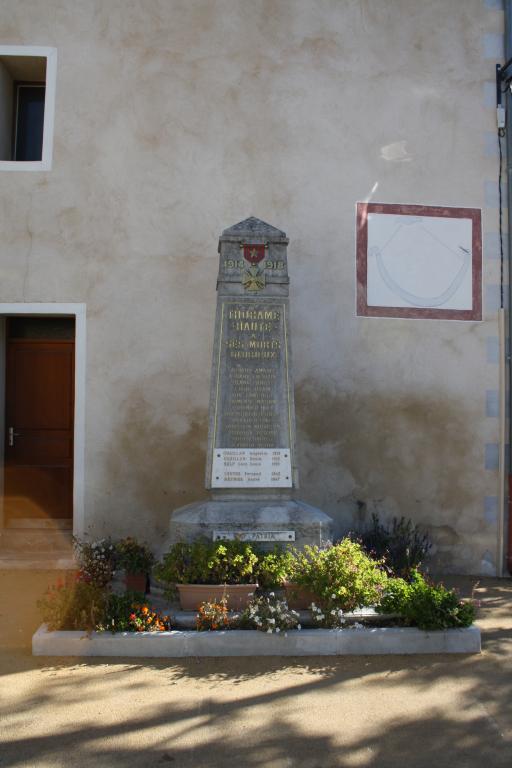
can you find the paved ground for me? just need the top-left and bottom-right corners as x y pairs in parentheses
(0, 571), (511, 768)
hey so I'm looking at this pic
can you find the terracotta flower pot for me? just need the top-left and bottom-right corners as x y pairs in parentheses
(125, 572), (148, 593)
(283, 582), (318, 610)
(176, 583), (257, 611)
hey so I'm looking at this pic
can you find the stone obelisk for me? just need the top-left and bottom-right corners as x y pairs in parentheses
(165, 217), (333, 549)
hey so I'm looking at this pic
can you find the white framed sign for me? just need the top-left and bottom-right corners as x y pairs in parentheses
(211, 448), (292, 488)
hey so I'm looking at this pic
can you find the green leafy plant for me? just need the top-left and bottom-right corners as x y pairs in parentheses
(378, 571), (476, 630)
(241, 593), (300, 634)
(287, 539), (388, 612)
(196, 597), (231, 631)
(356, 514), (432, 579)
(73, 536), (116, 587)
(115, 537), (155, 574)
(96, 591), (145, 632)
(37, 579), (107, 631)
(155, 540), (259, 594)
(255, 548), (293, 590)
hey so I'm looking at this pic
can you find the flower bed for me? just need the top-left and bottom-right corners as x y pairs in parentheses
(35, 534), (479, 657)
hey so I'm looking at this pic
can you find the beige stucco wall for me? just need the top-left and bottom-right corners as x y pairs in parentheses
(0, 0), (505, 573)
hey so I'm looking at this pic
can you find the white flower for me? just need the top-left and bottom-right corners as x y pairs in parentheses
(268, 618), (275, 624)
(331, 610), (336, 616)
(275, 627), (280, 633)
(331, 594), (336, 599)
(267, 628), (272, 634)
(297, 624), (301, 630)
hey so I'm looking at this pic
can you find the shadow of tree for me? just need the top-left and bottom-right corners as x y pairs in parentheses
(0, 579), (510, 767)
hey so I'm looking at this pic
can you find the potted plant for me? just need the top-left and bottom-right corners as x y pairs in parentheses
(115, 537), (155, 593)
(284, 539), (388, 611)
(72, 536), (116, 587)
(155, 539), (259, 610)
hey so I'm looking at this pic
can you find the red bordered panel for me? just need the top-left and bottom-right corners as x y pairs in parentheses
(356, 202), (482, 321)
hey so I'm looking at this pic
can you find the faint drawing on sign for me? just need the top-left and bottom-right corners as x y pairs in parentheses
(356, 203), (482, 321)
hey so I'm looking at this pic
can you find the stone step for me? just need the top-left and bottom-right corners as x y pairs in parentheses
(0, 528), (73, 553)
(6, 518), (73, 530)
(0, 552), (76, 570)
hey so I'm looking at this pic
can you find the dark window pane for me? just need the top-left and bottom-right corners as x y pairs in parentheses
(15, 85), (45, 161)
(8, 317), (75, 341)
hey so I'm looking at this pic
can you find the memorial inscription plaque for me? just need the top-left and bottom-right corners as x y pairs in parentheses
(206, 217), (298, 490)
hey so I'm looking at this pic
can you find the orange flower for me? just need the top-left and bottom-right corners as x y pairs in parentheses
(141, 605), (149, 615)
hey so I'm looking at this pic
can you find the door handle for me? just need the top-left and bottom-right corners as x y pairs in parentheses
(8, 427), (20, 447)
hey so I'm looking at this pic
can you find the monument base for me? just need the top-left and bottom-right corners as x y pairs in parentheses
(161, 498), (333, 553)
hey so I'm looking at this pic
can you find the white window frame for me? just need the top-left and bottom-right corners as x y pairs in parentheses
(0, 45), (57, 172)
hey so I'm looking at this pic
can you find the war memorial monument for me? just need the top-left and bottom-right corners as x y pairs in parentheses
(164, 217), (333, 548)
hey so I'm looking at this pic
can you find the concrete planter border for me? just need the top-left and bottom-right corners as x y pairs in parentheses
(32, 624), (481, 657)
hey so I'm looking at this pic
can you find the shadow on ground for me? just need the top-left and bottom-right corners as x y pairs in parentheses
(0, 575), (510, 767)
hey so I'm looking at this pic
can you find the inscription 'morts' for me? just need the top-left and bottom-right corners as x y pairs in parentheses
(216, 301), (288, 448)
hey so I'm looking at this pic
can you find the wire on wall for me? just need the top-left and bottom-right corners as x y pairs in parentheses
(499, 128), (505, 310)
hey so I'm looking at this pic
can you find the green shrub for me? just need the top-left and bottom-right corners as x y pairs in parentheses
(255, 548), (293, 590)
(287, 539), (388, 612)
(38, 580), (107, 631)
(356, 513), (432, 579)
(155, 540), (259, 594)
(379, 571), (476, 630)
(96, 591), (145, 632)
(39, 584), (171, 633)
(115, 537), (155, 574)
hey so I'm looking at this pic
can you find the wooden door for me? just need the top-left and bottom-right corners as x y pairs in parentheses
(4, 336), (74, 520)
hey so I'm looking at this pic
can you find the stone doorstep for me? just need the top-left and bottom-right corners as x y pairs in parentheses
(5, 518), (73, 530)
(0, 555), (76, 570)
(32, 624), (481, 657)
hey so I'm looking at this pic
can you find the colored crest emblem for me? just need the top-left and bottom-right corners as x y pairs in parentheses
(243, 244), (265, 264)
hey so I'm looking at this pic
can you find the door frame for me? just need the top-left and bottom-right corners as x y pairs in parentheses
(0, 303), (86, 537)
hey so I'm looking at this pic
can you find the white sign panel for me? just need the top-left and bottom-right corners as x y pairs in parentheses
(367, 213), (473, 310)
(213, 530), (296, 542)
(212, 448), (292, 488)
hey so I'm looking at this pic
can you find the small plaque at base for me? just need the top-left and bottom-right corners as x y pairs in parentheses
(213, 530), (296, 543)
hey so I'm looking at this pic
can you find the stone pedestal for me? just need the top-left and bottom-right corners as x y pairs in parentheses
(164, 498), (332, 552)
